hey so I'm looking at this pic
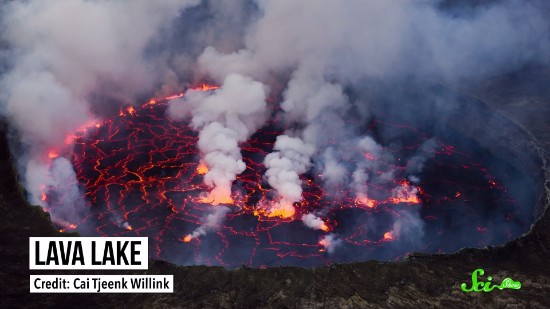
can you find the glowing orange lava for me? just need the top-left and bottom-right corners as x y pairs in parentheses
(198, 187), (234, 205)
(164, 93), (185, 100)
(388, 194), (420, 204)
(48, 151), (59, 159)
(356, 195), (378, 208)
(265, 200), (296, 219)
(193, 84), (220, 92)
(196, 162), (209, 175)
(158, 83), (219, 102)
(388, 180), (421, 204)
(126, 106), (136, 116)
(383, 231), (394, 241)
(318, 239), (328, 252)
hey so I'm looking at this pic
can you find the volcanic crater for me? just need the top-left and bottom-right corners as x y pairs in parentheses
(40, 83), (546, 268)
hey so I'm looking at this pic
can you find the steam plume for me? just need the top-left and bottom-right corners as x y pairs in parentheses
(183, 206), (231, 241)
(319, 234), (342, 254)
(168, 73), (267, 203)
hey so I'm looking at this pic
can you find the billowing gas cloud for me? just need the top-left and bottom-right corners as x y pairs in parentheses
(352, 136), (393, 205)
(261, 64), (349, 215)
(194, 0), (550, 249)
(201, 0), (549, 82)
(168, 73), (267, 203)
(319, 234), (342, 254)
(263, 135), (314, 217)
(0, 0), (201, 210)
(43, 157), (88, 227)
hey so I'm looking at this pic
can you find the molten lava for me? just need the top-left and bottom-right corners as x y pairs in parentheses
(47, 151), (58, 159)
(260, 199), (296, 219)
(383, 231), (395, 241)
(39, 84), (521, 267)
(199, 189), (234, 205)
(196, 162), (209, 175)
(356, 195), (378, 208)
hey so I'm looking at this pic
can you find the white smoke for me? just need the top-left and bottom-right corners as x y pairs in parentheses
(302, 213), (327, 231)
(263, 135), (314, 215)
(388, 209), (425, 245)
(198, 47), (260, 83)
(184, 206), (231, 240)
(319, 234), (342, 254)
(0, 0), (201, 216)
(352, 136), (394, 203)
(169, 73), (267, 203)
(321, 147), (349, 188)
(44, 157), (88, 225)
(250, 0), (547, 82)
(406, 139), (438, 177)
(194, 0), (550, 213)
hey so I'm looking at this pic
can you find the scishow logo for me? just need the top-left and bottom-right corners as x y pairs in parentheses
(461, 268), (521, 293)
